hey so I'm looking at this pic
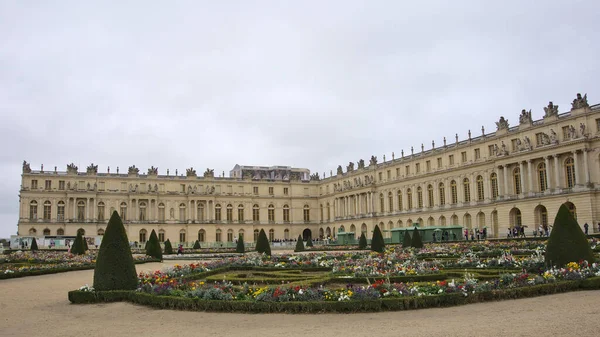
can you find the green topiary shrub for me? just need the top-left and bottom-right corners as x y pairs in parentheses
(193, 240), (201, 249)
(358, 232), (368, 249)
(411, 227), (423, 249)
(30, 238), (38, 251)
(236, 234), (245, 253)
(294, 235), (305, 252)
(370, 225), (385, 253)
(93, 211), (138, 291)
(255, 229), (271, 256)
(402, 231), (412, 248)
(145, 229), (162, 261)
(545, 204), (596, 267)
(71, 231), (85, 255)
(306, 235), (313, 248)
(164, 239), (173, 255)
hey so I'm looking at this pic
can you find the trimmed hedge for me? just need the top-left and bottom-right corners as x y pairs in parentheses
(0, 260), (160, 280)
(68, 277), (600, 313)
(358, 233), (367, 249)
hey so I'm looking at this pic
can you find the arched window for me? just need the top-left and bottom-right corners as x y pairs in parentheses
(56, 228), (64, 236)
(215, 229), (222, 242)
(450, 180), (458, 204)
(158, 229), (165, 242)
(428, 217), (434, 226)
(565, 158), (576, 188)
(438, 183), (445, 205)
(407, 189), (413, 209)
(179, 229), (186, 243)
(238, 229), (245, 241)
(226, 204), (233, 223)
(538, 162), (548, 191)
(179, 203), (187, 222)
(284, 228), (290, 240)
(139, 229), (147, 243)
(379, 193), (385, 213)
(237, 204), (244, 223)
(120, 202), (127, 221)
(77, 228), (85, 236)
(490, 173), (498, 199)
(29, 200), (38, 220)
(227, 229), (234, 242)
(215, 204), (222, 221)
(513, 167), (521, 195)
(197, 229), (205, 242)
(388, 192), (394, 212)
(439, 216), (446, 227)
(97, 228), (105, 236)
(283, 204), (290, 223)
(397, 190), (403, 210)
(463, 178), (471, 202)
(253, 229), (259, 242)
(268, 229), (275, 241)
(43, 201), (51, 220)
(29, 228), (37, 235)
(303, 205), (310, 222)
(476, 175), (484, 201)
(197, 202), (205, 221)
(43, 228), (51, 236)
(464, 213), (472, 229)
(77, 200), (86, 221)
(427, 185), (434, 207)
(57, 201), (65, 221)
(97, 201), (105, 221)
(252, 204), (259, 222)
(565, 202), (577, 219)
(139, 201), (147, 221)
(350, 224), (356, 233)
(268, 204), (275, 223)
(158, 203), (165, 222)
(417, 187), (423, 208)
(361, 223), (367, 233)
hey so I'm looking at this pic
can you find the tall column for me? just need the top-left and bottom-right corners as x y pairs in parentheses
(527, 160), (533, 194)
(583, 149), (590, 184)
(73, 199), (77, 220)
(553, 155), (560, 189)
(544, 156), (552, 190)
(572, 150), (580, 186)
(485, 173), (491, 200)
(518, 161), (525, 195)
(503, 164), (509, 196)
(445, 178), (450, 206)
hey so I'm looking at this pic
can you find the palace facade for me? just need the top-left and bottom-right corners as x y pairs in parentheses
(17, 93), (600, 245)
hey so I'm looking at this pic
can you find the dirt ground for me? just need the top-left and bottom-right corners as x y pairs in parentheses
(1, 261), (600, 337)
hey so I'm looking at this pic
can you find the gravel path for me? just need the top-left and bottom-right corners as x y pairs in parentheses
(1, 261), (599, 337)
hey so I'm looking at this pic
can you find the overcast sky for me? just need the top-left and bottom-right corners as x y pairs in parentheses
(1, 1), (598, 238)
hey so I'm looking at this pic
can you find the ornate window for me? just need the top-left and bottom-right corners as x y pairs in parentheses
(490, 173), (499, 199)
(463, 178), (471, 202)
(427, 185), (434, 207)
(252, 204), (260, 222)
(43, 201), (51, 220)
(397, 190), (403, 210)
(57, 201), (65, 221)
(268, 229), (275, 241)
(77, 200), (85, 221)
(97, 202), (105, 221)
(476, 176), (484, 201)
(158, 203), (165, 222)
(284, 228), (290, 240)
(238, 229), (245, 241)
(57, 228), (64, 236)
(513, 168), (521, 194)
(450, 180), (458, 204)
(77, 228), (85, 236)
(253, 229), (259, 242)
(439, 183), (445, 205)
(158, 229), (165, 242)
(139, 202), (147, 221)
(227, 229), (234, 242)
(197, 202), (205, 221)
(538, 163), (548, 191)
(197, 229), (205, 242)
(215, 229), (222, 242)
(388, 192), (393, 212)
(565, 157), (576, 188)
(179, 203), (186, 222)
(407, 189), (413, 209)
(29, 228), (37, 235)
(268, 204), (275, 223)
(417, 187), (423, 208)
(97, 228), (105, 236)
(179, 229), (186, 243)
(215, 204), (222, 221)
(283, 204), (290, 223)
(379, 193), (384, 213)
(120, 202), (127, 221)
(43, 228), (51, 236)
(139, 229), (147, 243)
(303, 205), (310, 222)
(29, 200), (38, 220)
(226, 204), (233, 223)
(237, 204), (244, 223)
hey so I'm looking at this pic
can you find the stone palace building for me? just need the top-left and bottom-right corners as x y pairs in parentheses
(16, 93), (600, 246)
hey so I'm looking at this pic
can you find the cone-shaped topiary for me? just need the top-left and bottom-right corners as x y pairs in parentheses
(411, 227), (423, 249)
(358, 232), (368, 249)
(402, 231), (412, 248)
(255, 229), (271, 255)
(370, 225), (385, 253)
(306, 235), (313, 248)
(236, 234), (245, 253)
(145, 229), (163, 261)
(30, 238), (38, 251)
(294, 235), (305, 252)
(193, 240), (201, 249)
(93, 211), (138, 291)
(71, 230), (85, 255)
(164, 239), (173, 255)
(545, 204), (595, 267)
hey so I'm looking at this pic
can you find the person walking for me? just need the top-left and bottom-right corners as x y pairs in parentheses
(584, 223), (589, 235)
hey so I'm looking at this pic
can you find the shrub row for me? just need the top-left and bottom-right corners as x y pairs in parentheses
(68, 276), (600, 313)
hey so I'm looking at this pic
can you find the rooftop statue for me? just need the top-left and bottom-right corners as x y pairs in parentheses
(571, 93), (589, 110)
(148, 166), (158, 175)
(186, 167), (197, 177)
(128, 165), (139, 175)
(67, 163), (78, 174)
(369, 155), (377, 166)
(495, 116), (509, 131)
(357, 159), (365, 169)
(86, 163), (98, 175)
(346, 161), (354, 172)
(22, 160), (31, 173)
(204, 168), (215, 178)
(543, 101), (559, 117)
(336, 165), (343, 175)
(519, 109), (533, 124)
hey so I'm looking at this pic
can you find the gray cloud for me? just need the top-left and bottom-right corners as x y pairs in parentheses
(1, 1), (599, 237)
